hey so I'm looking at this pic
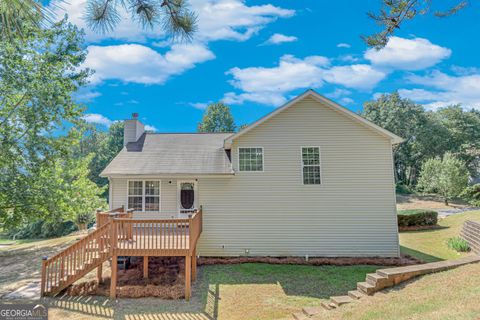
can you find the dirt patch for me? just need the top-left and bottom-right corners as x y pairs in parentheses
(198, 255), (420, 266)
(397, 194), (468, 211)
(66, 257), (185, 299)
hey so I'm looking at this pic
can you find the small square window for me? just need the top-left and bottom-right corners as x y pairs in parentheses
(239, 147), (263, 171)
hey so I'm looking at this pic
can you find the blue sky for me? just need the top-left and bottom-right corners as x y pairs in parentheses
(54, 0), (480, 132)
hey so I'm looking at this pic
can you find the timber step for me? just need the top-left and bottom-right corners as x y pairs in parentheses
(331, 295), (354, 307)
(357, 281), (376, 295)
(348, 290), (365, 300)
(321, 301), (336, 310)
(302, 307), (323, 317)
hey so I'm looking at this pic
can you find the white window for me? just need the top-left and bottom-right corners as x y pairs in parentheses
(238, 147), (264, 171)
(302, 147), (321, 185)
(127, 180), (160, 211)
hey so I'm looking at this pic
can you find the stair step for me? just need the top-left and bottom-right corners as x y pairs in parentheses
(330, 295), (354, 307)
(348, 290), (366, 300)
(357, 282), (376, 295)
(321, 301), (336, 310)
(302, 307), (323, 317)
(366, 273), (387, 285)
(292, 312), (309, 320)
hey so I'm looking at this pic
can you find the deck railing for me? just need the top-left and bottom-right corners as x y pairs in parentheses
(41, 207), (203, 297)
(110, 206), (203, 256)
(96, 207), (133, 228)
(41, 221), (111, 296)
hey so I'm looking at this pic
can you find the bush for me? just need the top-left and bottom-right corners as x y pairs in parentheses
(8, 219), (78, 239)
(447, 237), (470, 252)
(461, 184), (480, 207)
(396, 183), (413, 195)
(397, 209), (438, 227)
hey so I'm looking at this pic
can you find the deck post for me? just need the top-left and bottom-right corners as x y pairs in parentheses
(191, 249), (197, 281)
(143, 256), (149, 279)
(97, 263), (103, 284)
(110, 255), (117, 299)
(185, 255), (191, 300)
(40, 256), (47, 297)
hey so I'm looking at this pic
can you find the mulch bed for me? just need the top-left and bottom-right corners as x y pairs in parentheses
(399, 225), (441, 232)
(198, 255), (420, 266)
(66, 257), (185, 299)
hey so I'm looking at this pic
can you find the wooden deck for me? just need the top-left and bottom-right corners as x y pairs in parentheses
(41, 207), (203, 300)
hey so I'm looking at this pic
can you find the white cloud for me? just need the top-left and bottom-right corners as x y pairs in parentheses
(144, 125), (158, 132)
(223, 54), (386, 106)
(326, 88), (351, 99)
(83, 113), (158, 131)
(365, 37), (451, 71)
(84, 43), (215, 84)
(189, 102), (210, 110)
(399, 70), (480, 110)
(83, 113), (113, 127)
(340, 97), (355, 105)
(194, 0), (295, 42)
(74, 87), (101, 102)
(337, 43), (351, 48)
(323, 64), (386, 90)
(263, 33), (297, 45)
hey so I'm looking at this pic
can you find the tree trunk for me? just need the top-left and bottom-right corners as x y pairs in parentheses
(444, 198), (449, 206)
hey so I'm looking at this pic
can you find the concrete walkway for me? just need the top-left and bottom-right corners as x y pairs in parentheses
(437, 207), (479, 217)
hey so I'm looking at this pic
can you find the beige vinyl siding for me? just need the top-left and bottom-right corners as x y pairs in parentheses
(109, 178), (179, 219)
(197, 96), (399, 257)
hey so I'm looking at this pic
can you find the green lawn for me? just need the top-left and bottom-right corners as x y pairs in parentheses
(399, 210), (480, 262)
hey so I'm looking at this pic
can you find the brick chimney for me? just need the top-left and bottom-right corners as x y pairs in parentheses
(124, 113), (145, 145)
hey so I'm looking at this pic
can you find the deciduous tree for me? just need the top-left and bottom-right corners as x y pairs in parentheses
(417, 153), (469, 205)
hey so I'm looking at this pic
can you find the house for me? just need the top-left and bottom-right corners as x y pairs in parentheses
(40, 89), (403, 300)
(101, 89), (403, 258)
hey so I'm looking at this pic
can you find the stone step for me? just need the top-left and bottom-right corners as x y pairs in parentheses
(292, 312), (309, 320)
(302, 307), (323, 317)
(348, 290), (365, 300)
(357, 282), (376, 295)
(321, 301), (336, 310)
(330, 295), (354, 307)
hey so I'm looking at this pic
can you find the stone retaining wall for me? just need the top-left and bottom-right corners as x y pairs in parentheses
(461, 220), (480, 254)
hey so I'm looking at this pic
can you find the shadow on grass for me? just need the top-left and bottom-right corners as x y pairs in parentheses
(42, 263), (378, 320)
(400, 245), (444, 263)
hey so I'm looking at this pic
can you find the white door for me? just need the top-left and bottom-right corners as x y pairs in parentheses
(177, 181), (198, 218)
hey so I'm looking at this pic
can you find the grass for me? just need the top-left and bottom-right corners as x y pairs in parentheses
(399, 210), (480, 262)
(314, 262), (480, 320)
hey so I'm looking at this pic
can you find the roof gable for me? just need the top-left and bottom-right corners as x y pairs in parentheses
(224, 90), (403, 148)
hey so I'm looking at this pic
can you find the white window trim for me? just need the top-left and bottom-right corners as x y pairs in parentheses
(237, 147), (264, 172)
(126, 179), (162, 212)
(177, 180), (198, 215)
(301, 146), (322, 185)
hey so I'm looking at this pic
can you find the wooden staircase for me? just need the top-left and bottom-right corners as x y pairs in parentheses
(40, 221), (112, 296)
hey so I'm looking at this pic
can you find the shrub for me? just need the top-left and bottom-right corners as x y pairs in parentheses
(75, 211), (95, 231)
(461, 184), (480, 207)
(397, 209), (438, 227)
(447, 237), (470, 252)
(396, 183), (413, 195)
(8, 219), (78, 239)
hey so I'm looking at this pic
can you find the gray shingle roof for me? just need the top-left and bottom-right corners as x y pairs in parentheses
(100, 133), (234, 176)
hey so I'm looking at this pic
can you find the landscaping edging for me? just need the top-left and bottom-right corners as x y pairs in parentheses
(461, 220), (480, 254)
(292, 255), (480, 319)
(198, 255), (420, 267)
